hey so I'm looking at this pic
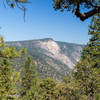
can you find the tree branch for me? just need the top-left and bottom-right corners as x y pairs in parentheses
(75, 7), (100, 21)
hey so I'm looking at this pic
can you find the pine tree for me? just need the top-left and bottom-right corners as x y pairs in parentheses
(0, 37), (21, 99)
(39, 78), (57, 100)
(73, 14), (100, 99)
(19, 57), (39, 100)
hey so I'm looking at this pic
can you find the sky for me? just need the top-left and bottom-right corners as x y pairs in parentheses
(0, 0), (91, 44)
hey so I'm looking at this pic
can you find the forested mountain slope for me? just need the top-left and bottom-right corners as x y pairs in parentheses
(6, 38), (84, 81)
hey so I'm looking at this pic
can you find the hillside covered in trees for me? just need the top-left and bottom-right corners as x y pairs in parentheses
(6, 38), (83, 81)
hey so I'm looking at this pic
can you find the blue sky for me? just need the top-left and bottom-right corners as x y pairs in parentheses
(0, 0), (91, 44)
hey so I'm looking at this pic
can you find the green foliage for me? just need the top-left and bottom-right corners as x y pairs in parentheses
(0, 37), (5, 47)
(20, 48), (27, 55)
(53, 0), (100, 21)
(19, 56), (39, 100)
(39, 77), (87, 100)
(53, 0), (95, 11)
(73, 14), (100, 99)
(39, 78), (57, 100)
(0, 37), (21, 99)
(0, 60), (15, 99)
(55, 83), (80, 100)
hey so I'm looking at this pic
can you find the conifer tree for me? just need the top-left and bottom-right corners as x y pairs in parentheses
(19, 56), (39, 100)
(39, 78), (57, 100)
(73, 14), (100, 99)
(0, 37), (21, 99)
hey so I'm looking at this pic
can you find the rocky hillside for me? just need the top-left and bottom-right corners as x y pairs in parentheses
(6, 38), (84, 81)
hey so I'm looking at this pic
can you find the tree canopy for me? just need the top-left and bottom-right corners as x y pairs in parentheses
(53, 0), (100, 21)
(3, 0), (100, 21)
(19, 56), (39, 100)
(73, 13), (100, 99)
(4, 0), (27, 10)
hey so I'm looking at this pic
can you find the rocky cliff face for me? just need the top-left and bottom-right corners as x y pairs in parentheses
(6, 38), (84, 81)
(37, 39), (82, 69)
